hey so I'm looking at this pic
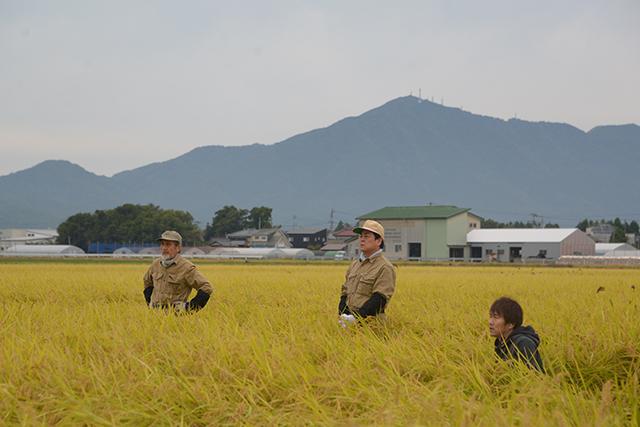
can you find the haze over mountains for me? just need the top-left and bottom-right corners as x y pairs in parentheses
(1, 96), (638, 229)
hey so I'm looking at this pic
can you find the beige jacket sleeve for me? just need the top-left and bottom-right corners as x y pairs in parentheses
(185, 265), (213, 295)
(372, 263), (396, 301)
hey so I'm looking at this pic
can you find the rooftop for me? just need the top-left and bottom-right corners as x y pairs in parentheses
(333, 228), (357, 237)
(285, 227), (326, 235)
(359, 205), (470, 220)
(227, 228), (282, 239)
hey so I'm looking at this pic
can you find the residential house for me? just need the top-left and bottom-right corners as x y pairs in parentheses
(285, 227), (327, 249)
(0, 228), (59, 251)
(226, 228), (292, 248)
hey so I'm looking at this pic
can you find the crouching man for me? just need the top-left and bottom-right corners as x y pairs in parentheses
(489, 297), (544, 372)
(143, 230), (213, 312)
(338, 220), (396, 326)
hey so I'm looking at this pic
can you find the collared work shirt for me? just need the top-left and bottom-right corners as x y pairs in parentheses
(143, 255), (213, 305)
(341, 253), (396, 311)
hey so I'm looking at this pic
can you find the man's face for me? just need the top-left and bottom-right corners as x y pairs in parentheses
(489, 312), (514, 338)
(160, 240), (180, 258)
(359, 230), (381, 255)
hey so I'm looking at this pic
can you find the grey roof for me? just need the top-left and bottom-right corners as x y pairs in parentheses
(595, 243), (636, 255)
(113, 247), (134, 254)
(138, 247), (161, 254)
(285, 227), (327, 235)
(321, 243), (348, 251)
(182, 247), (206, 255)
(227, 228), (282, 239)
(3, 244), (85, 254)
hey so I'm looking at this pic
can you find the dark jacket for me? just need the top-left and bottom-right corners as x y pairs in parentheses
(495, 325), (545, 373)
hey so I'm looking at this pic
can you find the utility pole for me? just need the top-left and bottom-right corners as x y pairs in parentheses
(329, 208), (335, 232)
(530, 213), (544, 228)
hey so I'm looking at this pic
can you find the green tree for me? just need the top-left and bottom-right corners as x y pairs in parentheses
(56, 212), (94, 250)
(248, 206), (273, 229)
(481, 218), (500, 228)
(57, 204), (202, 251)
(576, 219), (590, 232)
(205, 205), (248, 238)
(629, 220), (639, 234)
(610, 226), (627, 243)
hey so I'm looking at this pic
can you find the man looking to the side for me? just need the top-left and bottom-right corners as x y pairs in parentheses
(489, 296), (544, 372)
(338, 220), (396, 326)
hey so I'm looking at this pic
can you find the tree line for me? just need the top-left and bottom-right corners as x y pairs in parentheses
(481, 219), (560, 229)
(203, 206), (272, 240)
(481, 217), (639, 245)
(58, 204), (640, 251)
(576, 218), (639, 244)
(57, 204), (274, 251)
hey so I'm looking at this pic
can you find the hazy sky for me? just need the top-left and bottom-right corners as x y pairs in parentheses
(1, 0), (638, 177)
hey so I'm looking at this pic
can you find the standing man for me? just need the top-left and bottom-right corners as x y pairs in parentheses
(338, 220), (396, 326)
(143, 230), (213, 312)
(489, 296), (544, 372)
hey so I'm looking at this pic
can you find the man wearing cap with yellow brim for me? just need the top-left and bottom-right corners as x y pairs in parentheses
(338, 220), (396, 326)
(143, 230), (213, 312)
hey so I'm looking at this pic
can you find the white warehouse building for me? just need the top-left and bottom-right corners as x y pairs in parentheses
(467, 229), (595, 262)
(2, 244), (85, 256)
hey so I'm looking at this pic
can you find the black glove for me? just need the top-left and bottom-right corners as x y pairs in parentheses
(338, 295), (352, 315)
(143, 286), (154, 305)
(354, 292), (387, 318)
(187, 289), (211, 311)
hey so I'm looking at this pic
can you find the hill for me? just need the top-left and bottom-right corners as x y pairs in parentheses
(1, 96), (638, 228)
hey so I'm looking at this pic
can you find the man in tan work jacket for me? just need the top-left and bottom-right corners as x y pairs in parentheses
(338, 220), (396, 326)
(143, 230), (213, 312)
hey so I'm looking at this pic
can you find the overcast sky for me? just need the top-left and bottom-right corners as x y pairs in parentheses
(1, 0), (638, 177)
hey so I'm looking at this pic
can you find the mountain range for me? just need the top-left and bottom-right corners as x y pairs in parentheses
(1, 96), (639, 229)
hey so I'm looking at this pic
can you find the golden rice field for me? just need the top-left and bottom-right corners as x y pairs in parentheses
(1, 260), (639, 426)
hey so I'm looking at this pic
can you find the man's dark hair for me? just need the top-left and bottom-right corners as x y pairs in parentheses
(490, 297), (523, 328)
(373, 232), (385, 250)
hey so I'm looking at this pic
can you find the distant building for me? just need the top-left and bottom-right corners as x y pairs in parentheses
(226, 228), (292, 248)
(595, 243), (637, 256)
(208, 247), (314, 259)
(357, 205), (481, 260)
(320, 236), (359, 258)
(113, 247), (135, 255)
(285, 227), (327, 249)
(586, 224), (615, 243)
(181, 247), (207, 256)
(208, 238), (245, 248)
(332, 228), (357, 239)
(467, 229), (595, 262)
(2, 244), (85, 256)
(138, 247), (161, 255)
(0, 228), (58, 251)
